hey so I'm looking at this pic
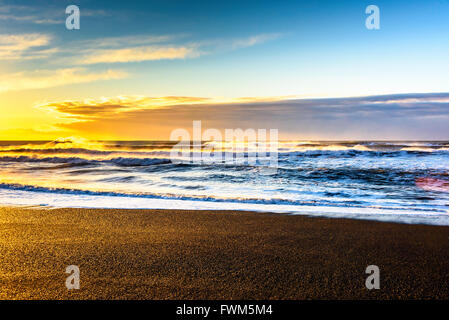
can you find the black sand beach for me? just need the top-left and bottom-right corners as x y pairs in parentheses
(0, 207), (448, 299)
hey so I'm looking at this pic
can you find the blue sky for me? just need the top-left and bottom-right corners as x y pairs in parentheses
(0, 0), (449, 139)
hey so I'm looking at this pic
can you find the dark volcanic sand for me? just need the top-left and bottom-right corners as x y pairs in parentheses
(0, 207), (448, 299)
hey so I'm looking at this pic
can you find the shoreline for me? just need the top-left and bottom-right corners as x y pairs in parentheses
(1, 201), (447, 226)
(0, 207), (448, 299)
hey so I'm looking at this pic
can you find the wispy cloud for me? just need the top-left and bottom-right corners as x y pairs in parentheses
(231, 33), (283, 49)
(38, 95), (212, 119)
(77, 33), (281, 64)
(0, 31), (281, 91)
(56, 34), (187, 64)
(82, 46), (198, 64)
(77, 35), (178, 49)
(0, 13), (61, 24)
(0, 3), (107, 25)
(0, 68), (127, 93)
(0, 29), (281, 65)
(0, 33), (52, 59)
(34, 18), (61, 24)
(0, 4), (60, 24)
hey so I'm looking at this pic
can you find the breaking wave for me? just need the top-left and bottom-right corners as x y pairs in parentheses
(0, 138), (449, 225)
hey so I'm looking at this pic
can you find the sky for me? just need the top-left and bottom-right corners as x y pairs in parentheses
(0, 0), (449, 140)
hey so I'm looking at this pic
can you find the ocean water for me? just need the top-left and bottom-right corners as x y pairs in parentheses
(0, 138), (448, 225)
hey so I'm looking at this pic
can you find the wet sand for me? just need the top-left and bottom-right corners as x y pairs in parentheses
(0, 207), (448, 299)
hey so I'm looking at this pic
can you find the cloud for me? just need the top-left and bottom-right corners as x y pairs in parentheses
(77, 33), (281, 64)
(0, 5), (60, 24)
(82, 46), (198, 64)
(0, 13), (35, 21)
(78, 35), (177, 49)
(0, 14), (61, 24)
(34, 18), (61, 24)
(0, 68), (127, 93)
(0, 30), (281, 65)
(231, 33), (283, 49)
(0, 4), (106, 25)
(0, 33), (52, 59)
(36, 92), (449, 140)
(38, 96), (212, 119)
(0, 31), (280, 91)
